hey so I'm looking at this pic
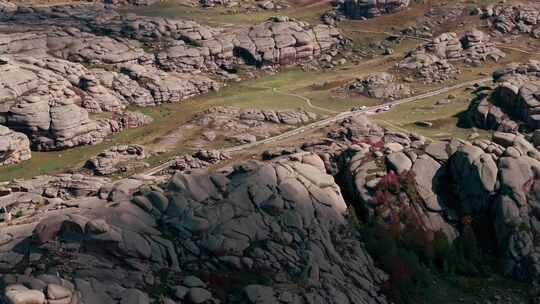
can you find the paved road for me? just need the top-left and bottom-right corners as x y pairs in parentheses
(142, 77), (491, 176)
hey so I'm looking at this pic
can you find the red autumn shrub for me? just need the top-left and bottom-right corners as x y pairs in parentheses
(377, 171), (401, 194)
(353, 138), (385, 149)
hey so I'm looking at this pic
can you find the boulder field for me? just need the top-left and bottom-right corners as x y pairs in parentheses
(0, 3), (346, 162)
(480, 3), (540, 39)
(4, 115), (540, 304)
(398, 29), (505, 83)
(342, 0), (410, 19)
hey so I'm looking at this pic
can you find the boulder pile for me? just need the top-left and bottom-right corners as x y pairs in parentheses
(339, 72), (413, 100)
(0, 125), (31, 166)
(169, 150), (231, 172)
(342, 0), (410, 19)
(2, 6), (345, 71)
(481, 3), (540, 38)
(398, 30), (505, 83)
(194, 106), (318, 126)
(0, 57), (105, 150)
(188, 106), (318, 145)
(84, 145), (147, 176)
(295, 115), (540, 283)
(0, 4), (345, 157)
(6, 112), (540, 298)
(469, 60), (540, 133)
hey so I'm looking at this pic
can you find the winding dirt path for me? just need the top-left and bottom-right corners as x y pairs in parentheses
(240, 84), (339, 114)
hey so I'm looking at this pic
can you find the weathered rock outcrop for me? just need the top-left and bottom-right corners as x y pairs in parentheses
(0, 154), (389, 304)
(334, 117), (540, 283)
(232, 16), (345, 66)
(186, 106), (317, 146)
(398, 30), (504, 83)
(2, 6), (345, 70)
(446, 134), (540, 282)
(167, 150), (231, 173)
(194, 106), (318, 126)
(483, 3), (540, 38)
(339, 72), (412, 100)
(0, 125), (31, 166)
(0, 56), (105, 150)
(338, 116), (459, 240)
(85, 145), (147, 176)
(469, 60), (540, 132)
(342, 0), (410, 19)
(0, 4), (344, 153)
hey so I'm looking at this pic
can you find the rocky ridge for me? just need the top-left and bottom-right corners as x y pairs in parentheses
(262, 115), (540, 284)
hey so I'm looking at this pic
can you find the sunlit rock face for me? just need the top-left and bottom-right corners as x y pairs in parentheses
(0, 125), (31, 166)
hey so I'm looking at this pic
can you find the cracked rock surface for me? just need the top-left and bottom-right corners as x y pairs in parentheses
(0, 152), (388, 304)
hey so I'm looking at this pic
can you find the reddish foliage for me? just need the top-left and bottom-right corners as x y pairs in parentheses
(371, 190), (392, 205)
(370, 170), (439, 260)
(398, 170), (416, 185)
(377, 171), (401, 194)
(352, 138), (385, 149)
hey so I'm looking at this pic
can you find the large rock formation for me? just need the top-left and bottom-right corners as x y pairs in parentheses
(398, 30), (505, 83)
(482, 3), (540, 38)
(0, 56), (153, 150)
(0, 56), (106, 150)
(0, 153), (389, 304)
(84, 145), (147, 176)
(6, 110), (540, 291)
(342, 0), (410, 19)
(0, 125), (31, 166)
(325, 116), (540, 283)
(232, 16), (344, 66)
(338, 72), (413, 100)
(334, 116), (459, 240)
(186, 106), (318, 146)
(1, 5), (345, 70)
(469, 60), (540, 133)
(168, 150), (231, 173)
(445, 132), (540, 282)
(0, 4), (344, 152)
